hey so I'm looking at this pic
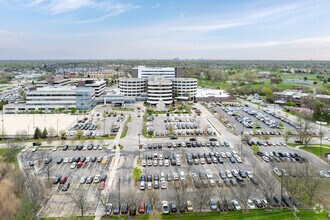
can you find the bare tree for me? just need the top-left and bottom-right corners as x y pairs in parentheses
(297, 118), (314, 147)
(98, 190), (116, 218)
(48, 127), (56, 138)
(25, 173), (45, 217)
(191, 186), (213, 214)
(170, 185), (187, 213)
(147, 190), (159, 210)
(71, 189), (88, 219)
(237, 185), (252, 213)
(123, 189), (141, 209)
(258, 170), (278, 209)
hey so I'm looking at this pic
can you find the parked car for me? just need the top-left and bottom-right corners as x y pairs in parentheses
(186, 200), (193, 212)
(62, 182), (70, 191)
(209, 198), (217, 211)
(138, 202), (145, 214)
(162, 201), (169, 214)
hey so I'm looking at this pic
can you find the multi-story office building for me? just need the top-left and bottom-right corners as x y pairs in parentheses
(118, 76), (197, 104)
(77, 79), (106, 97)
(172, 78), (198, 100)
(25, 86), (77, 111)
(76, 87), (95, 110)
(147, 76), (173, 105)
(131, 66), (182, 78)
(118, 78), (147, 100)
(4, 86), (95, 113)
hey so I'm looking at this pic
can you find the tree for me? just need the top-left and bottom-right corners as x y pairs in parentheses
(33, 127), (41, 139)
(283, 129), (292, 143)
(191, 186), (213, 214)
(250, 145), (259, 154)
(237, 185), (252, 213)
(132, 167), (142, 182)
(75, 130), (83, 140)
(98, 190), (116, 218)
(147, 190), (159, 210)
(41, 127), (48, 139)
(170, 185), (187, 213)
(71, 107), (76, 114)
(59, 130), (66, 139)
(168, 124), (174, 137)
(259, 170), (278, 209)
(297, 118), (314, 147)
(123, 189), (142, 210)
(71, 189), (88, 220)
(48, 127), (56, 138)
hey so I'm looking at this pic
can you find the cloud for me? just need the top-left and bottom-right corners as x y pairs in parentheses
(48, 0), (93, 14)
(171, 1), (311, 32)
(151, 3), (161, 9)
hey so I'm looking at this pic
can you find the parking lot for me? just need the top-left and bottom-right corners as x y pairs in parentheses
(209, 103), (297, 135)
(147, 114), (216, 137)
(20, 145), (113, 217)
(67, 113), (126, 137)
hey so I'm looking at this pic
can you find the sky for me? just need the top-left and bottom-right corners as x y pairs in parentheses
(0, 0), (330, 60)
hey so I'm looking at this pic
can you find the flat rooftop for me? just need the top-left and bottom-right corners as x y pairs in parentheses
(196, 88), (229, 98)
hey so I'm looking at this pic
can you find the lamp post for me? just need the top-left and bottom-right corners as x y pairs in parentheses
(316, 121), (327, 158)
(280, 169), (285, 209)
(138, 133), (141, 160)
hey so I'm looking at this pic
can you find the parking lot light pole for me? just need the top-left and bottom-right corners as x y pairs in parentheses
(316, 121), (327, 158)
(280, 169), (284, 209)
(138, 133), (141, 160)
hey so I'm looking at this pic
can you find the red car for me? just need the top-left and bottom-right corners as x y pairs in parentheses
(99, 181), (105, 190)
(138, 202), (145, 214)
(77, 161), (83, 168)
(60, 176), (68, 184)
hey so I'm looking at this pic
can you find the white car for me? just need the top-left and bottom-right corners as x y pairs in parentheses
(161, 180), (166, 189)
(147, 181), (152, 190)
(273, 167), (282, 177)
(85, 157), (91, 163)
(247, 199), (256, 209)
(140, 181), (145, 190)
(164, 159), (169, 167)
(22, 147), (28, 153)
(98, 145), (103, 150)
(262, 156), (270, 162)
(83, 145), (88, 150)
(162, 201), (169, 214)
(70, 162), (77, 169)
(31, 147), (38, 152)
(220, 152), (227, 158)
(225, 170), (233, 178)
(246, 171), (253, 178)
(180, 171), (186, 181)
(94, 175), (101, 183)
(173, 172), (179, 180)
(232, 200), (241, 210)
(205, 170), (213, 179)
(63, 157), (69, 163)
(52, 146), (58, 151)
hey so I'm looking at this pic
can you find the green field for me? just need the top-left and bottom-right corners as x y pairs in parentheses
(98, 209), (328, 220)
(300, 145), (330, 157)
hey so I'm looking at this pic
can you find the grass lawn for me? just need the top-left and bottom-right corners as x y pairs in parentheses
(99, 209), (328, 220)
(120, 125), (129, 138)
(112, 107), (135, 112)
(300, 146), (330, 157)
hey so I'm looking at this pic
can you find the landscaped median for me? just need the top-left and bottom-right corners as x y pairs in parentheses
(97, 209), (328, 220)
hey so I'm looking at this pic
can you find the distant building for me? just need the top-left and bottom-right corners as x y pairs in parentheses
(35, 75), (71, 88)
(195, 88), (235, 102)
(272, 89), (330, 107)
(131, 66), (182, 78)
(84, 69), (123, 79)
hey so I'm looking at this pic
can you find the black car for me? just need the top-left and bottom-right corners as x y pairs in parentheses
(63, 145), (69, 151)
(91, 156), (97, 162)
(218, 201), (225, 211)
(73, 145), (78, 151)
(179, 204), (186, 213)
(29, 161), (34, 166)
(129, 204), (136, 216)
(88, 144), (93, 150)
(56, 158), (63, 164)
(170, 202), (177, 213)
